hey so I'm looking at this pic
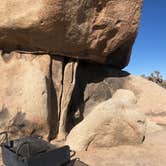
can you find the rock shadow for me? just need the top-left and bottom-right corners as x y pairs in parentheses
(66, 61), (130, 132)
(47, 55), (60, 141)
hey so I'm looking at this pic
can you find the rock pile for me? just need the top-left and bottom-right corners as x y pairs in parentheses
(0, 0), (144, 141)
(0, 0), (166, 154)
(1, 1), (166, 165)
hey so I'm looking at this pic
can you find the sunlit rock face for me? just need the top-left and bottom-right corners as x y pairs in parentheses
(0, 0), (143, 69)
(0, 52), (51, 139)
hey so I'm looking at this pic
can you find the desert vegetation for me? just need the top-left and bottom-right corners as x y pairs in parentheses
(141, 71), (166, 89)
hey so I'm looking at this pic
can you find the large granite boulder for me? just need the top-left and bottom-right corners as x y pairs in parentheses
(66, 89), (146, 151)
(0, 0), (143, 68)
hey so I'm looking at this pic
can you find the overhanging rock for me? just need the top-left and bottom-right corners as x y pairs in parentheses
(0, 0), (143, 69)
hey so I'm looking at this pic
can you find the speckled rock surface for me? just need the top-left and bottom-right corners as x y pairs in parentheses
(0, 0), (143, 68)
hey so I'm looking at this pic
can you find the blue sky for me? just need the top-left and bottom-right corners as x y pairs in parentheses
(125, 0), (166, 79)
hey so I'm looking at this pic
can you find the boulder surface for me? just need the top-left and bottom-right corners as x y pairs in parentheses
(0, 51), (51, 139)
(0, 0), (143, 68)
(66, 89), (146, 151)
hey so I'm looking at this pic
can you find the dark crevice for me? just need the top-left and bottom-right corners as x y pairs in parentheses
(48, 55), (72, 140)
(46, 61), (54, 141)
(48, 55), (71, 141)
(47, 55), (60, 141)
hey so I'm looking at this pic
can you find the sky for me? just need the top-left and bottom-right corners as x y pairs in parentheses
(125, 0), (166, 79)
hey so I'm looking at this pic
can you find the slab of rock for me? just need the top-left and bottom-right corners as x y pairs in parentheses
(0, 0), (143, 68)
(58, 60), (78, 139)
(66, 89), (146, 151)
(48, 55), (64, 140)
(0, 51), (51, 139)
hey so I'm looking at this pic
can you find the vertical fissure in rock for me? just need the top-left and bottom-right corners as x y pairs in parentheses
(48, 55), (65, 141)
(48, 55), (78, 141)
(58, 58), (78, 140)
